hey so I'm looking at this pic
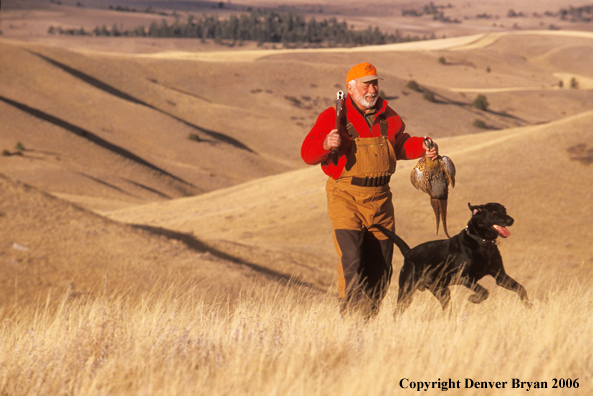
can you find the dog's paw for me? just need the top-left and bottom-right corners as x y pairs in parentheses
(468, 292), (488, 304)
(522, 300), (533, 309)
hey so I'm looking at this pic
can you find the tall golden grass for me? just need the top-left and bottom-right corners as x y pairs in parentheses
(1, 269), (590, 395)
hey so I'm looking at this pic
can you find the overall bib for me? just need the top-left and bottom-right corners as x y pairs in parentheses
(326, 117), (398, 314)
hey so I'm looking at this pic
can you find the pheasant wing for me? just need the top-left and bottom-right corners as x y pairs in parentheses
(441, 155), (456, 188)
(410, 162), (432, 195)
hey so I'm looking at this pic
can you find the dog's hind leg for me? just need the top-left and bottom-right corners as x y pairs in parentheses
(430, 286), (452, 311)
(395, 289), (414, 316)
(395, 267), (416, 316)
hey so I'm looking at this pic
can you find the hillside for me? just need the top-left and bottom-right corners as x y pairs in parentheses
(0, 40), (292, 212)
(105, 110), (593, 300)
(0, 173), (321, 308)
(3, 107), (591, 312)
(2, 30), (593, 213)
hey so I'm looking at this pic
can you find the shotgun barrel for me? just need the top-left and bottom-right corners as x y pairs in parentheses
(331, 90), (345, 166)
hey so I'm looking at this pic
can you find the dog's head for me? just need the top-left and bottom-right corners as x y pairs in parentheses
(468, 203), (514, 239)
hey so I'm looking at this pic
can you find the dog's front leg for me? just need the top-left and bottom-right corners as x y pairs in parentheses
(495, 273), (532, 308)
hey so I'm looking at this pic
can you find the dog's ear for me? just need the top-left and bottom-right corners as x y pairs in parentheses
(468, 202), (481, 215)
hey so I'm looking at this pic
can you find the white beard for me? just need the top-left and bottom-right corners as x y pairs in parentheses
(353, 91), (378, 109)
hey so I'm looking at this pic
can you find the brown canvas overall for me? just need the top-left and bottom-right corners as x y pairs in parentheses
(326, 117), (397, 315)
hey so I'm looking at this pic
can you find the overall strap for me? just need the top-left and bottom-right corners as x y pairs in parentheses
(346, 122), (359, 139)
(379, 116), (388, 137)
(344, 112), (388, 139)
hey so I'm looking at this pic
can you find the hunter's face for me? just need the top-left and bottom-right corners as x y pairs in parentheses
(349, 79), (379, 109)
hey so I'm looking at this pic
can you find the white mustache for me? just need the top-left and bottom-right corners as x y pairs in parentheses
(353, 91), (378, 108)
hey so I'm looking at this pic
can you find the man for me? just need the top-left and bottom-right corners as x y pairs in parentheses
(301, 62), (439, 317)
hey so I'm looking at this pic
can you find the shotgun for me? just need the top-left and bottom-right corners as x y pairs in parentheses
(331, 90), (345, 166)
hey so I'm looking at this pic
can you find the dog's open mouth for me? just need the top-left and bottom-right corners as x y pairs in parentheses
(492, 224), (511, 238)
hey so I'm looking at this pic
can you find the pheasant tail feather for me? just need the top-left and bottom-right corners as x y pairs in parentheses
(431, 198), (451, 238)
(440, 199), (451, 238)
(430, 197), (441, 235)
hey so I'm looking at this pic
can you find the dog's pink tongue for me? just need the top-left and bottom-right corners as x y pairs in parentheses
(493, 225), (510, 238)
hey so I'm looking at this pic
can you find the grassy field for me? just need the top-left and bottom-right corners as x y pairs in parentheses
(2, 270), (590, 395)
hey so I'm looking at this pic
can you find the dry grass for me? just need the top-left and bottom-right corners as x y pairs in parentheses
(2, 271), (591, 396)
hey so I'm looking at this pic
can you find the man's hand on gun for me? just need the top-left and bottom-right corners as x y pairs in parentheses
(323, 129), (341, 151)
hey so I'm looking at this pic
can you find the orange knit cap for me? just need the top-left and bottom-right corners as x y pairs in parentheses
(346, 62), (382, 84)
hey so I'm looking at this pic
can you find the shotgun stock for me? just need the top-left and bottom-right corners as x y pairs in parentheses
(331, 90), (345, 166)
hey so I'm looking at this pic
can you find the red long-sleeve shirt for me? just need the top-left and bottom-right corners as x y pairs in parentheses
(301, 95), (427, 179)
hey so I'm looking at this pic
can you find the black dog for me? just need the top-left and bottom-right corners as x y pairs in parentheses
(375, 203), (530, 314)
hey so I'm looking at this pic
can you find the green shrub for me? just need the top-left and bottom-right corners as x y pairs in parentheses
(473, 119), (488, 129)
(472, 94), (489, 111)
(423, 90), (436, 102)
(188, 133), (201, 142)
(438, 56), (446, 65)
(406, 80), (422, 92)
(570, 77), (579, 89)
(285, 96), (303, 107)
(15, 142), (25, 151)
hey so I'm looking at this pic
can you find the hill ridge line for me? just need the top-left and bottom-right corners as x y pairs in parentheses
(450, 29), (593, 52)
(28, 49), (255, 153)
(0, 95), (193, 187)
(43, 30), (593, 63)
(441, 109), (593, 157)
(102, 166), (323, 217)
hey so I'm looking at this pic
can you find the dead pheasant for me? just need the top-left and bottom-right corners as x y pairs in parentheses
(411, 138), (456, 238)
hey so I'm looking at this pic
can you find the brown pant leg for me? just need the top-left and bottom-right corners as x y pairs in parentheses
(360, 233), (393, 304)
(334, 229), (365, 300)
(327, 178), (395, 316)
(334, 229), (393, 316)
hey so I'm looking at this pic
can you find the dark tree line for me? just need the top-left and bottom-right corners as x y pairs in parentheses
(84, 10), (427, 47)
(402, 2), (460, 23)
(560, 5), (593, 22)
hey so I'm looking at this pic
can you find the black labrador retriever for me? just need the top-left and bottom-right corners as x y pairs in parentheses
(375, 203), (531, 315)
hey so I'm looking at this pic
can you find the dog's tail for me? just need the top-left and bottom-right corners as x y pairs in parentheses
(373, 224), (411, 255)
